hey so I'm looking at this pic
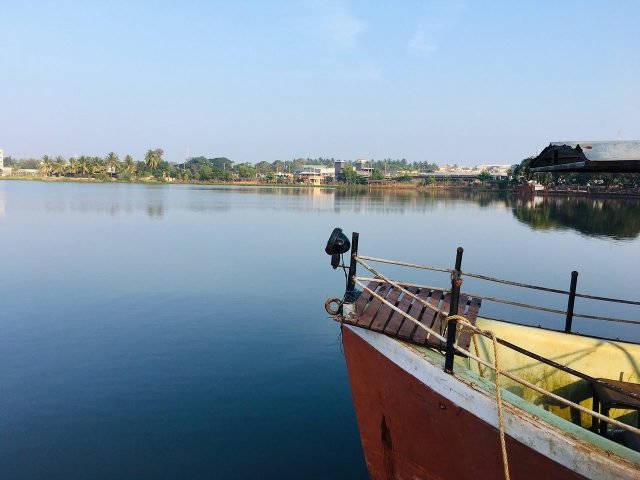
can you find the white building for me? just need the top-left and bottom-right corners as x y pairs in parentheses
(0, 149), (7, 176)
(296, 165), (334, 184)
(355, 159), (373, 177)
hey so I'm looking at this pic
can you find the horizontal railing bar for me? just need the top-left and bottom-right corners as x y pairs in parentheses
(356, 255), (452, 274)
(464, 292), (640, 325)
(454, 334), (640, 437)
(355, 255), (640, 306)
(494, 336), (640, 401)
(348, 278), (640, 436)
(355, 277), (450, 292)
(355, 275), (640, 325)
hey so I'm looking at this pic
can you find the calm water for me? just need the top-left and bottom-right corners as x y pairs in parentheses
(1, 182), (639, 479)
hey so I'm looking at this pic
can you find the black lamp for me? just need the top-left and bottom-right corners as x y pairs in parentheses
(325, 227), (351, 269)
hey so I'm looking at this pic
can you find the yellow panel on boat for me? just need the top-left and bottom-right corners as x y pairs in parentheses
(467, 318), (640, 426)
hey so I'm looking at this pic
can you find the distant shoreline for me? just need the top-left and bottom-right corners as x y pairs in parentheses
(0, 175), (499, 191)
(2, 175), (639, 198)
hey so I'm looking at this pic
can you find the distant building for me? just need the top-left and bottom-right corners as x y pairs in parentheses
(476, 164), (512, 175)
(0, 149), (8, 176)
(355, 159), (373, 177)
(296, 165), (334, 184)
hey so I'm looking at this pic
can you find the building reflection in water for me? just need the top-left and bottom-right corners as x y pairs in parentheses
(511, 195), (640, 240)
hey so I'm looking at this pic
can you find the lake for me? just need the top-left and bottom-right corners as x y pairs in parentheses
(1, 182), (639, 479)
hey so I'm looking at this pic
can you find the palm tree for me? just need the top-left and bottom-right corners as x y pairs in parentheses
(52, 158), (67, 177)
(68, 157), (79, 176)
(105, 152), (119, 177)
(122, 154), (137, 174)
(144, 148), (163, 172)
(39, 155), (53, 176)
(90, 158), (106, 176)
(78, 156), (91, 177)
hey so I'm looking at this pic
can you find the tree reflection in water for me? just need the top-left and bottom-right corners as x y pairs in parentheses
(512, 195), (640, 240)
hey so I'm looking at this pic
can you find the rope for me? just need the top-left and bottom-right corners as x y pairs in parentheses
(449, 314), (509, 479)
(354, 255), (640, 306)
(355, 276), (640, 326)
(354, 258), (444, 316)
(456, 291), (640, 325)
(356, 255), (452, 274)
(349, 278), (640, 437)
(356, 277), (450, 293)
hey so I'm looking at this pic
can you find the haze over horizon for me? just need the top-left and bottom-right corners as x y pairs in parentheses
(1, 1), (638, 166)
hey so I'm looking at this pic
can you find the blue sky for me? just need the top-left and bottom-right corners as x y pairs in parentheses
(1, 1), (638, 165)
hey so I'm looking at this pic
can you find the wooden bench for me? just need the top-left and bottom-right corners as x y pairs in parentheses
(591, 378), (640, 436)
(343, 281), (481, 351)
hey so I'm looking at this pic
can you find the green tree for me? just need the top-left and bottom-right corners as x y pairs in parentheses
(77, 156), (91, 177)
(478, 171), (492, 186)
(121, 155), (136, 175)
(68, 157), (79, 175)
(236, 163), (256, 179)
(255, 161), (272, 175)
(342, 165), (359, 184)
(90, 158), (106, 176)
(52, 157), (67, 177)
(144, 148), (163, 172)
(272, 160), (285, 173)
(371, 169), (385, 180)
(39, 155), (54, 176)
(105, 152), (120, 176)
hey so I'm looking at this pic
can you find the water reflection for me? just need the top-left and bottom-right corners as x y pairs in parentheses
(3, 183), (640, 240)
(512, 195), (640, 240)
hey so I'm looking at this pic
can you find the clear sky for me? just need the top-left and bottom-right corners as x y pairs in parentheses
(1, 1), (638, 165)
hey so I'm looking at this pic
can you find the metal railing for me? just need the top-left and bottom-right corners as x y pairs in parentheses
(336, 231), (640, 439)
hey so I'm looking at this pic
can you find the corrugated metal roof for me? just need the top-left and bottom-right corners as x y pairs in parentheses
(529, 141), (640, 173)
(550, 141), (640, 162)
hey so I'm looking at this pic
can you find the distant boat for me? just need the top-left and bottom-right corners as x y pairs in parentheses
(323, 228), (640, 479)
(514, 181), (544, 196)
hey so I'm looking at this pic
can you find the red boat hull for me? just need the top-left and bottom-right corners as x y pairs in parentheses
(342, 325), (583, 480)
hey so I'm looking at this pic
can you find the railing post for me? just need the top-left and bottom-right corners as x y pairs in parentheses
(445, 247), (464, 373)
(345, 232), (359, 303)
(564, 270), (579, 333)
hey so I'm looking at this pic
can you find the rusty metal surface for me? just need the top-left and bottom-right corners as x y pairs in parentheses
(342, 326), (586, 480)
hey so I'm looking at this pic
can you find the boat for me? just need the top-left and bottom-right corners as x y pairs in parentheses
(323, 228), (640, 479)
(513, 181), (545, 196)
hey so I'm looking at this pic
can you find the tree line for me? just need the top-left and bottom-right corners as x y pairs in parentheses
(4, 152), (443, 183)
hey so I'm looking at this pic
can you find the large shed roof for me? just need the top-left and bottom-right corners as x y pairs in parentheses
(529, 141), (640, 173)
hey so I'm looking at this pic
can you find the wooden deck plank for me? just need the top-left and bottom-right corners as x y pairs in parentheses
(458, 297), (482, 350)
(345, 282), (482, 352)
(341, 281), (378, 326)
(430, 293), (467, 332)
(412, 290), (445, 344)
(397, 288), (431, 340)
(356, 283), (392, 328)
(384, 287), (418, 335)
(354, 281), (378, 316)
(370, 287), (403, 332)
